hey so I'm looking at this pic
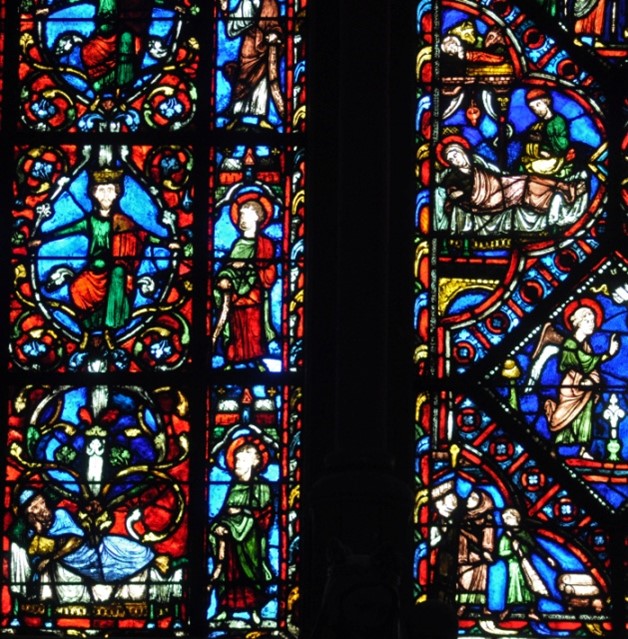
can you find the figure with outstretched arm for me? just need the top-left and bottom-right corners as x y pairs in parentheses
(36, 1), (185, 93)
(30, 167), (179, 346)
(543, 302), (619, 458)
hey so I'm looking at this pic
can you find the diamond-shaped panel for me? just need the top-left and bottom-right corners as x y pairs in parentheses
(486, 254), (628, 511)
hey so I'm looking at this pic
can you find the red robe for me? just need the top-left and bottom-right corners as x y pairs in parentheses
(80, 0), (152, 83)
(225, 0), (284, 107)
(226, 236), (277, 362)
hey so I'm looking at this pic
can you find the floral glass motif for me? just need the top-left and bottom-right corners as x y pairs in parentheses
(209, 145), (305, 373)
(213, 0), (307, 133)
(417, 0), (627, 634)
(11, 144), (193, 373)
(2, 384), (190, 632)
(206, 385), (300, 637)
(19, 0), (199, 133)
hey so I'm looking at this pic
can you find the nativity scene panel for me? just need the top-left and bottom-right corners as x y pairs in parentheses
(416, 0), (611, 376)
(416, 1), (628, 635)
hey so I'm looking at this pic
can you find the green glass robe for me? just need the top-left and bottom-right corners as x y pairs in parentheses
(210, 480), (273, 611)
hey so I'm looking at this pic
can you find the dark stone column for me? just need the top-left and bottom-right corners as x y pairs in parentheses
(305, 0), (416, 635)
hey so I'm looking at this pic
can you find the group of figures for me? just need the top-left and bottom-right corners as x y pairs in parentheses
(11, 441), (277, 628)
(424, 7), (608, 245)
(429, 475), (605, 627)
(416, 2), (628, 635)
(7, 0), (300, 636)
(20, 0), (293, 132)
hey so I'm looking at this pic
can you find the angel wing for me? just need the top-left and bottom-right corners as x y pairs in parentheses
(524, 322), (564, 394)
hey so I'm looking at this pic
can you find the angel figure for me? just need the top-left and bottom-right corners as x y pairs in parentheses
(526, 299), (619, 458)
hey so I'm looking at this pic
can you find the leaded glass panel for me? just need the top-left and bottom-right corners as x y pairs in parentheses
(206, 384), (300, 636)
(3, 384), (190, 631)
(11, 144), (193, 373)
(209, 145), (305, 373)
(213, 0), (306, 133)
(2, 3), (304, 636)
(19, 1), (199, 133)
(417, 0), (627, 634)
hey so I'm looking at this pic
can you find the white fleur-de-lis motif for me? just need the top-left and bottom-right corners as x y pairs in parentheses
(603, 394), (625, 437)
(603, 394), (625, 462)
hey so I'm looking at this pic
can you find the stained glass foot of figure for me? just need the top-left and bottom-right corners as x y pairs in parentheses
(251, 610), (261, 625)
(215, 611), (227, 621)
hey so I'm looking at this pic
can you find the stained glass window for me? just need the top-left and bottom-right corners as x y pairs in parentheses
(1, 1), (305, 636)
(534, 0), (628, 62)
(416, 0), (628, 635)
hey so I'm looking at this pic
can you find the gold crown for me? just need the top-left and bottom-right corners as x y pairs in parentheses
(92, 168), (124, 184)
(86, 425), (107, 438)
